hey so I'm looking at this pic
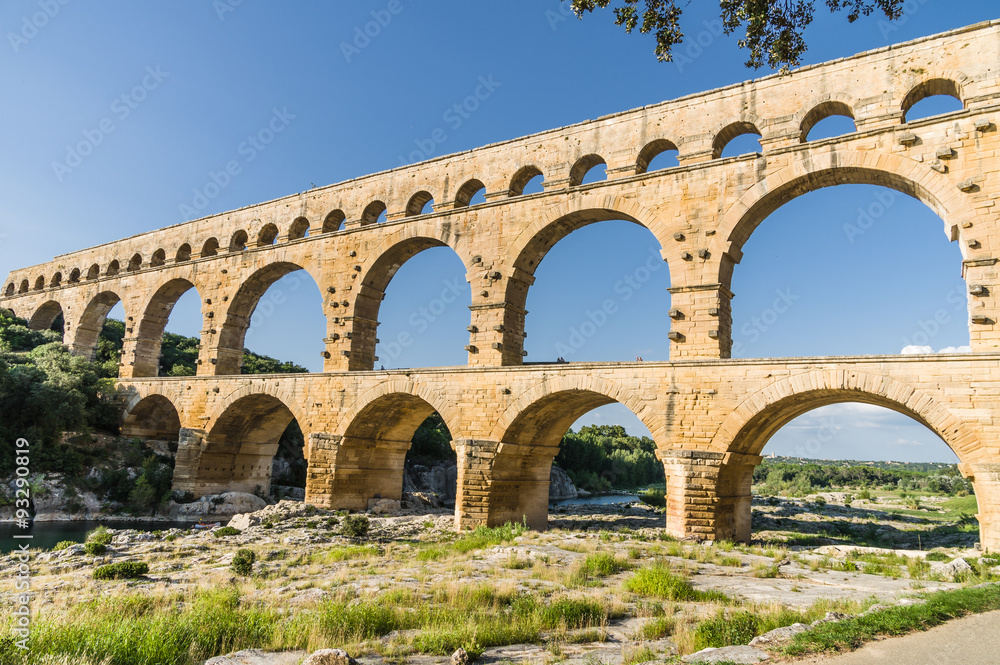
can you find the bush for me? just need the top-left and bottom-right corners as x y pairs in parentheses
(52, 540), (76, 551)
(87, 525), (113, 545)
(231, 549), (256, 576)
(624, 564), (726, 602)
(693, 611), (761, 650)
(83, 541), (107, 556)
(93, 561), (148, 580)
(638, 486), (666, 507)
(342, 515), (370, 539)
(213, 526), (242, 537)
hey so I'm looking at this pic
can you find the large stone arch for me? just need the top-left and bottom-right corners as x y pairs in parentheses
(704, 369), (985, 542)
(349, 225), (473, 371)
(121, 392), (182, 442)
(28, 300), (64, 332)
(132, 276), (201, 377)
(308, 380), (462, 511)
(68, 291), (126, 361)
(215, 259), (324, 375)
(481, 375), (659, 530)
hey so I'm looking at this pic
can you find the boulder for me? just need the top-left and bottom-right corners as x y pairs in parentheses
(944, 557), (973, 579)
(451, 647), (470, 665)
(367, 498), (401, 514)
(549, 465), (578, 501)
(203, 649), (307, 664)
(682, 645), (770, 663)
(228, 499), (320, 530)
(173, 492), (267, 522)
(748, 622), (809, 646)
(302, 649), (358, 665)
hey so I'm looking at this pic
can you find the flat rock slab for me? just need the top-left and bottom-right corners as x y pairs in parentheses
(749, 622), (810, 646)
(204, 650), (308, 665)
(683, 645), (770, 664)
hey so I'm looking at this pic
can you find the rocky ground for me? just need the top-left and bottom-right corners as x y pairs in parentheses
(3, 493), (997, 665)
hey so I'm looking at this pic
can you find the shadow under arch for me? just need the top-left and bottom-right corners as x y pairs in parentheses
(215, 261), (322, 374)
(310, 387), (459, 512)
(29, 300), (63, 332)
(484, 379), (659, 530)
(122, 393), (181, 441)
(176, 393), (299, 497)
(72, 291), (125, 360)
(501, 198), (671, 364)
(706, 370), (983, 542)
(133, 278), (201, 377)
(351, 232), (471, 371)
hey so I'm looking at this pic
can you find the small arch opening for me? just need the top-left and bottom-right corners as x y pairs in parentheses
(50, 272), (62, 288)
(569, 154), (607, 186)
(288, 217), (310, 240)
(33, 276), (45, 291)
(229, 230), (248, 252)
(322, 210), (346, 233)
(127, 254), (143, 272)
(801, 101), (857, 142)
(405, 191), (435, 217)
(509, 166), (544, 196)
(362, 200), (388, 225)
(150, 249), (166, 267)
(714, 122), (763, 159)
(902, 79), (964, 122)
(454, 179), (486, 207)
(636, 139), (679, 173)
(18, 280), (29, 294)
(87, 264), (100, 280)
(68, 269), (81, 284)
(4, 283), (13, 296)
(175, 244), (192, 263)
(201, 238), (220, 257)
(257, 223), (279, 247)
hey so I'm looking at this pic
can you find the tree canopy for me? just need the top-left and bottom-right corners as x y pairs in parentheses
(567, 0), (904, 70)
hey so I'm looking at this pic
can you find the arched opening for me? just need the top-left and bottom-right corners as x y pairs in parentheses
(87, 264), (100, 280)
(127, 254), (142, 272)
(314, 394), (457, 513)
(4, 283), (13, 297)
(74, 291), (123, 360)
(257, 223), (279, 246)
(132, 279), (202, 377)
(288, 217), (310, 240)
(636, 139), (679, 173)
(322, 209), (345, 233)
(229, 230), (248, 252)
(486, 389), (661, 530)
(106, 261), (120, 277)
(150, 249), (166, 267)
(405, 191), (435, 217)
(800, 101), (857, 142)
(512, 210), (670, 363)
(361, 200), (388, 225)
(569, 154), (607, 186)
(175, 244), (192, 263)
(180, 394), (302, 498)
(201, 238), (219, 257)
(902, 79), (964, 123)
(122, 394), (181, 442)
(716, 393), (979, 549)
(18, 280), (29, 294)
(68, 268), (81, 283)
(50, 272), (62, 288)
(728, 181), (967, 359)
(33, 276), (45, 291)
(217, 262), (325, 374)
(454, 179), (486, 207)
(509, 166), (544, 196)
(713, 121), (763, 158)
(370, 241), (471, 370)
(28, 300), (63, 333)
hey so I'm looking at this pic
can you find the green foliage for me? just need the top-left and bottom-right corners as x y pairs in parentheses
(639, 486), (666, 507)
(92, 561), (148, 580)
(452, 521), (527, 553)
(753, 458), (973, 497)
(84, 541), (107, 556)
(693, 610), (761, 650)
(231, 549), (256, 576)
(556, 425), (664, 491)
(87, 526), (113, 545)
(568, 0), (904, 70)
(408, 412), (455, 461)
(341, 515), (370, 539)
(577, 552), (632, 580)
(52, 540), (76, 551)
(239, 351), (308, 375)
(924, 551), (952, 563)
(213, 527), (242, 538)
(624, 564), (726, 602)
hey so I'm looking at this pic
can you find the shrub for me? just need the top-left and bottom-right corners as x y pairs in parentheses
(576, 552), (631, 581)
(693, 611), (761, 650)
(213, 526), (242, 538)
(52, 540), (76, 551)
(341, 515), (370, 538)
(83, 541), (107, 556)
(638, 486), (666, 507)
(87, 525), (113, 545)
(93, 561), (148, 580)
(231, 549), (256, 576)
(624, 564), (726, 602)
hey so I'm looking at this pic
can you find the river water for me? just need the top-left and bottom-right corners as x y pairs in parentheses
(0, 520), (193, 554)
(551, 494), (639, 507)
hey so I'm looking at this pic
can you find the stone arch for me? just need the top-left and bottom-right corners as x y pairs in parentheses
(901, 75), (966, 121)
(322, 209), (345, 233)
(229, 230), (248, 252)
(257, 223), (279, 247)
(712, 120), (762, 159)
(454, 178), (486, 207)
(127, 253), (142, 272)
(68, 268), (81, 283)
(509, 165), (543, 196)
(203, 381), (308, 435)
(288, 217), (310, 240)
(132, 277), (201, 377)
(150, 249), (166, 267)
(797, 97), (856, 142)
(50, 272), (62, 288)
(636, 138), (679, 174)
(405, 190), (434, 217)
(86, 264), (100, 280)
(106, 260), (120, 276)
(201, 237), (219, 257)
(28, 300), (63, 331)
(569, 154), (606, 186)
(122, 393), (182, 441)
(33, 276), (45, 291)
(484, 376), (658, 529)
(361, 200), (387, 226)
(18, 279), (29, 294)
(175, 244), (192, 263)
(215, 260), (322, 374)
(72, 291), (124, 360)
(181, 392), (301, 497)
(4, 283), (13, 296)
(312, 383), (461, 511)
(350, 227), (471, 370)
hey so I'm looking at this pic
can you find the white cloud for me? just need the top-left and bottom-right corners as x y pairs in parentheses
(901, 345), (933, 354)
(937, 345), (971, 354)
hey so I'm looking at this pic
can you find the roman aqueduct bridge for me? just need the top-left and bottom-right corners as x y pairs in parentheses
(3, 22), (1000, 548)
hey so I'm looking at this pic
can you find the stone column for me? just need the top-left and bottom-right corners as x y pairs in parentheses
(466, 266), (528, 366)
(666, 284), (733, 359)
(454, 439), (498, 530)
(965, 258), (999, 352)
(304, 433), (340, 509)
(715, 452), (763, 543)
(459, 440), (559, 531)
(967, 464), (1000, 553)
(171, 428), (206, 495)
(661, 450), (724, 540)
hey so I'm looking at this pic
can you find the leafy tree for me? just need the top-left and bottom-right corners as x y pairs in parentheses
(567, 0), (904, 70)
(555, 424), (664, 491)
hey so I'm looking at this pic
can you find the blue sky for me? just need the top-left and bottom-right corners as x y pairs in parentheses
(1, 1), (994, 463)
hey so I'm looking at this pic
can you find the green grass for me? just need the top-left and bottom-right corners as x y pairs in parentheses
(86, 526), (112, 546)
(212, 527), (241, 538)
(451, 521), (527, 554)
(310, 545), (380, 564)
(785, 584), (1000, 656)
(623, 564), (728, 602)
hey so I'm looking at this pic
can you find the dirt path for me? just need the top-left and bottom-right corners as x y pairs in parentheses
(791, 610), (1000, 665)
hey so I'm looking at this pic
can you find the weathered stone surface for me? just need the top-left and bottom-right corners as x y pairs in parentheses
(748, 622), (810, 646)
(301, 649), (357, 665)
(549, 465), (578, 501)
(203, 649), (307, 665)
(172, 492), (267, 521)
(683, 645), (770, 663)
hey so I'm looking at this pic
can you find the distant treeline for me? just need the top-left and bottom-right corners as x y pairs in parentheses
(555, 425), (664, 491)
(754, 459), (973, 496)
